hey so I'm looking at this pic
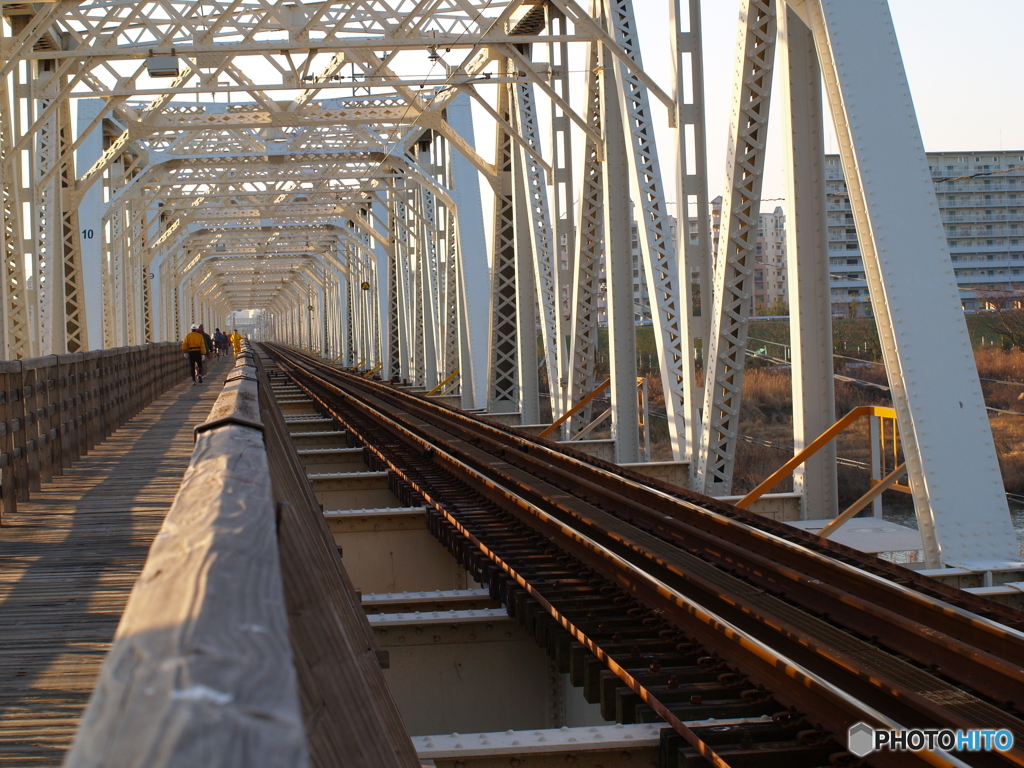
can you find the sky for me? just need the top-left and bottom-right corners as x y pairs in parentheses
(625, 0), (1024, 209)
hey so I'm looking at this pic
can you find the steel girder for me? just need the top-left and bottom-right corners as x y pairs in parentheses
(695, 0), (777, 495)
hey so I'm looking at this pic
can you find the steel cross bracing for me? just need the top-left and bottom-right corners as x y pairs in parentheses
(1, 0), (1020, 573)
(695, 0), (777, 496)
(566, 38), (603, 437)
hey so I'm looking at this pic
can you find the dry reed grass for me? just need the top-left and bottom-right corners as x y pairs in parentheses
(644, 347), (1024, 501)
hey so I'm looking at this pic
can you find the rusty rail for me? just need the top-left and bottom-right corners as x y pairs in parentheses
(265, 343), (1024, 767)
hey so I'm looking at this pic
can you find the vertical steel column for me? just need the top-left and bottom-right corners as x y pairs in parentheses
(512, 133), (541, 425)
(513, 74), (560, 421)
(670, 0), (714, 465)
(548, 7), (575, 419)
(779, 2), (837, 518)
(385, 187), (402, 378)
(2, 61), (32, 358)
(695, 0), (777, 495)
(34, 63), (57, 355)
(434, 134), (460, 388)
(418, 181), (440, 389)
(487, 79), (520, 414)
(446, 93), (489, 409)
(106, 154), (127, 348)
(802, 0), (1019, 567)
(601, 32), (640, 463)
(567, 40), (604, 437)
(605, 0), (686, 463)
(76, 99), (105, 352)
(56, 92), (85, 352)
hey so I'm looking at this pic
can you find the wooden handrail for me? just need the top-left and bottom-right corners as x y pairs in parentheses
(0, 343), (184, 524)
(539, 379), (610, 439)
(65, 350), (311, 768)
(736, 405), (898, 509)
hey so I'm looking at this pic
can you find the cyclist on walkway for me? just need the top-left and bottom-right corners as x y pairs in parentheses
(181, 324), (206, 384)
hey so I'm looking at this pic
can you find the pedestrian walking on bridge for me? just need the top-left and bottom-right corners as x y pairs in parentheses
(230, 330), (243, 356)
(181, 324), (206, 384)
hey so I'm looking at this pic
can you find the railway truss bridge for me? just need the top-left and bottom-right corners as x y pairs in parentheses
(2, 1), (1024, 766)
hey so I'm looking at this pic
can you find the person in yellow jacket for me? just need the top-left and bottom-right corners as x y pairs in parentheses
(181, 324), (207, 384)
(229, 330), (243, 356)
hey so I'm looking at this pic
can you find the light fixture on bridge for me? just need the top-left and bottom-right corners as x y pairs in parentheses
(146, 55), (180, 78)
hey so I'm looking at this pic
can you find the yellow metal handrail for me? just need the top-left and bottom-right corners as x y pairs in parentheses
(818, 463), (907, 539)
(539, 379), (610, 439)
(736, 405), (898, 509)
(426, 369), (460, 396)
(361, 361), (383, 378)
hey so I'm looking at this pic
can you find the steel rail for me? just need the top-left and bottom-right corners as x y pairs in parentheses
(266, 348), (960, 768)
(269, 344), (1024, 664)
(266, 345), (1024, 690)
(264, 344), (1020, 766)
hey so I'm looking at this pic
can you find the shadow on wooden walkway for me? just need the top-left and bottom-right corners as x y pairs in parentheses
(0, 362), (229, 766)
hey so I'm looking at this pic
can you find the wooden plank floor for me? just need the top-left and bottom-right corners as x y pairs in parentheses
(0, 362), (229, 766)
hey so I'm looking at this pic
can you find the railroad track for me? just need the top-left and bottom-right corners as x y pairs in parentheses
(263, 344), (1024, 768)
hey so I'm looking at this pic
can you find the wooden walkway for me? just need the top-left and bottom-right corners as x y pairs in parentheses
(0, 364), (228, 766)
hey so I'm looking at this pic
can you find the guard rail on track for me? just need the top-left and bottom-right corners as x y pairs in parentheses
(0, 342), (185, 523)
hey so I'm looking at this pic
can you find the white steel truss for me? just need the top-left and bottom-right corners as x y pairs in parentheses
(695, 0), (777, 495)
(0, 0), (1018, 575)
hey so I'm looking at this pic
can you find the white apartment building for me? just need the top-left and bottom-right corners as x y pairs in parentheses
(755, 206), (787, 314)
(826, 151), (1024, 315)
(591, 216), (678, 324)
(585, 199), (791, 323)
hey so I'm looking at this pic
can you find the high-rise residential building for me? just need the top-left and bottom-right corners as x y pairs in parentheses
(755, 206), (788, 314)
(592, 216), (679, 324)
(826, 151), (1024, 315)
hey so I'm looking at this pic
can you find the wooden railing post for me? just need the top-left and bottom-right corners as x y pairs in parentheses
(45, 358), (63, 478)
(70, 352), (87, 462)
(9, 361), (29, 503)
(0, 362), (20, 521)
(22, 361), (42, 492)
(82, 351), (100, 452)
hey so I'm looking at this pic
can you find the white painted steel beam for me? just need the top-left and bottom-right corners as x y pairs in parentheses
(802, 0), (1020, 568)
(695, 0), (777, 495)
(778, 2), (837, 518)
